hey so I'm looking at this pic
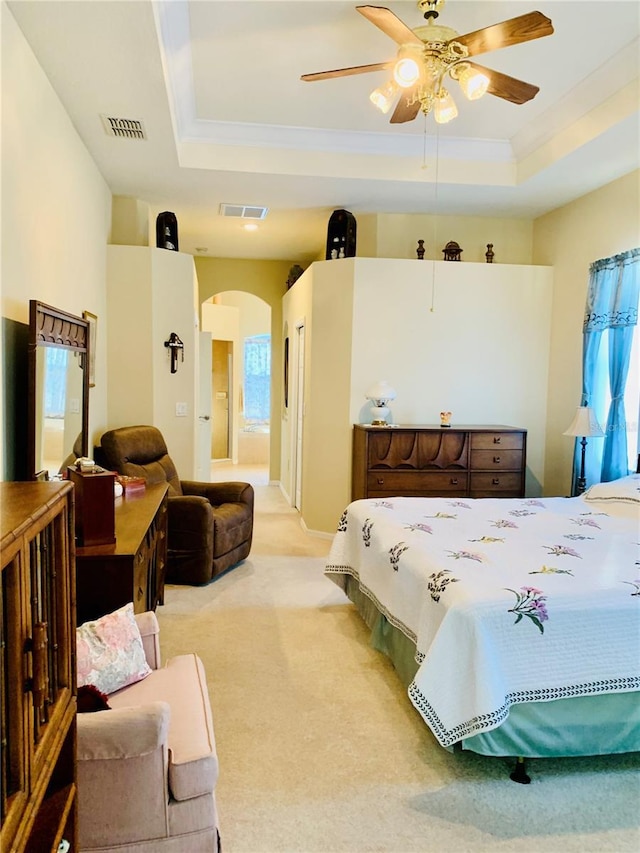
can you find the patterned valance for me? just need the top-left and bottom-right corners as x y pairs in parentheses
(584, 248), (640, 333)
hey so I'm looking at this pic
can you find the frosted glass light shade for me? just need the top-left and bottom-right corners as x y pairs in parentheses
(370, 80), (398, 113)
(365, 381), (396, 405)
(458, 65), (489, 100)
(434, 88), (458, 124)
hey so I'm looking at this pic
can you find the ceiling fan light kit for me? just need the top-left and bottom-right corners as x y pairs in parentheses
(301, 2), (554, 125)
(369, 78), (398, 113)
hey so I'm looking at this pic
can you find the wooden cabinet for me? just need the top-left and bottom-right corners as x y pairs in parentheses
(1, 482), (77, 853)
(352, 424), (527, 500)
(75, 484), (168, 625)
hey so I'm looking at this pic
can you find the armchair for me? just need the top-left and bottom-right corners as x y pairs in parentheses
(77, 612), (220, 851)
(100, 425), (254, 584)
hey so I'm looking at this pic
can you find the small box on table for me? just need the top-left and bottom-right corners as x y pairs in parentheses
(68, 466), (116, 546)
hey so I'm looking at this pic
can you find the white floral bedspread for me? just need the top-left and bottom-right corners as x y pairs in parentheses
(325, 494), (640, 747)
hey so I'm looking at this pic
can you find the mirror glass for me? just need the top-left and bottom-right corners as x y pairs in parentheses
(29, 301), (89, 480)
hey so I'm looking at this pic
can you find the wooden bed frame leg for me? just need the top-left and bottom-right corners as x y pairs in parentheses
(510, 756), (531, 784)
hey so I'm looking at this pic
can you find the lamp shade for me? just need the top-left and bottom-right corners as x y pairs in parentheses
(365, 381), (396, 404)
(563, 406), (605, 438)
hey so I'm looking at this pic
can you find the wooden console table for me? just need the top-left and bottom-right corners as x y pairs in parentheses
(352, 424), (527, 500)
(75, 483), (168, 625)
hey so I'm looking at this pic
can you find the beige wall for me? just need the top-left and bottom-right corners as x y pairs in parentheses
(280, 270), (314, 504)
(106, 246), (200, 479)
(303, 263), (355, 532)
(371, 213), (533, 264)
(533, 169), (640, 496)
(1, 4), (112, 470)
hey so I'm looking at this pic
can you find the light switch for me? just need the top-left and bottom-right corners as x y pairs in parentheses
(69, 398), (80, 414)
(175, 402), (188, 417)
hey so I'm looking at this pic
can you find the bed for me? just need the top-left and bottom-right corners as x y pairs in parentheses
(325, 474), (640, 779)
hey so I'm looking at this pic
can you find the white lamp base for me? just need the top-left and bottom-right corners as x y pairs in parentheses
(370, 405), (390, 425)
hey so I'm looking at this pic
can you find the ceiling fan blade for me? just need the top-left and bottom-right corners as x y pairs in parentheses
(453, 11), (554, 58)
(467, 62), (539, 105)
(389, 90), (421, 124)
(301, 61), (392, 82)
(356, 5), (423, 46)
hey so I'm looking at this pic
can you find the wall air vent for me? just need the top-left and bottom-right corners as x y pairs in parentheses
(101, 115), (147, 140)
(219, 203), (268, 220)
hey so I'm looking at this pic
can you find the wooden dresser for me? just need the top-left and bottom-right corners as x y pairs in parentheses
(75, 483), (168, 625)
(352, 424), (527, 500)
(1, 481), (77, 853)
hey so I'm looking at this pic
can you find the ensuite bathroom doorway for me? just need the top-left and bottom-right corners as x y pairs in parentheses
(201, 292), (271, 485)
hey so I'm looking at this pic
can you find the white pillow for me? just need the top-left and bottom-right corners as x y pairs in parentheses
(583, 473), (640, 505)
(77, 603), (151, 695)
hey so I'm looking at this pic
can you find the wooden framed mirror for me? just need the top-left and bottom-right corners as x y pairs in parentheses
(28, 301), (90, 480)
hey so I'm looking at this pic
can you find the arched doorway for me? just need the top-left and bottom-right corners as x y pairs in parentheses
(201, 291), (272, 484)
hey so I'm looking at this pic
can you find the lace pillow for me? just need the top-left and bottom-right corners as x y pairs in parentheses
(77, 603), (151, 695)
(583, 473), (640, 505)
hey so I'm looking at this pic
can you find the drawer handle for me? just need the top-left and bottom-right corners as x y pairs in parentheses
(377, 477), (384, 485)
(493, 436), (501, 444)
(492, 478), (500, 485)
(450, 478), (458, 485)
(493, 456), (501, 463)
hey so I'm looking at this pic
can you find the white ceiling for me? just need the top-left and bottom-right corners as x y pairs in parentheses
(8, 0), (640, 262)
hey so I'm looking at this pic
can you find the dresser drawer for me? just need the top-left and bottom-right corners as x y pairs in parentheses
(367, 470), (468, 497)
(469, 472), (523, 497)
(471, 431), (524, 450)
(471, 449), (523, 471)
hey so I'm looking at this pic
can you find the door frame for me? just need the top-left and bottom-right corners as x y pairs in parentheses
(291, 319), (305, 510)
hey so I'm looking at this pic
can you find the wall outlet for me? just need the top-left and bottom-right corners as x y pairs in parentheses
(175, 402), (188, 417)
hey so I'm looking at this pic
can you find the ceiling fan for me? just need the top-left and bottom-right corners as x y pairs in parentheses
(301, 1), (554, 124)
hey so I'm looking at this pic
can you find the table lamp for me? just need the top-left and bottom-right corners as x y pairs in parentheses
(563, 406), (605, 494)
(366, 380), (396, 426)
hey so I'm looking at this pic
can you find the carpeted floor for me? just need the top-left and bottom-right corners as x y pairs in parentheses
(157, 477), (640, 853)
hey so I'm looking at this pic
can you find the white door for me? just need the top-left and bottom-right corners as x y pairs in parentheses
(294, 323), (305, 510)
(197, 332), (213, 480)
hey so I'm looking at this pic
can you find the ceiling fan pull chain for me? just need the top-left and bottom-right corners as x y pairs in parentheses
(422, 112), (428, 169)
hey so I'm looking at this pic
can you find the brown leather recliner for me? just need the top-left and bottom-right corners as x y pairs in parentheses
(100, 425), (254, 585)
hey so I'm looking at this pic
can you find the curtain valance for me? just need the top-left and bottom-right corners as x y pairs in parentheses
(584, 248), (639, 332)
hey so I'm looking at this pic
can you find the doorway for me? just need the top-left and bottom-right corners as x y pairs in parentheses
(201, 292), (272, 483)
(211, 340), (232, 459)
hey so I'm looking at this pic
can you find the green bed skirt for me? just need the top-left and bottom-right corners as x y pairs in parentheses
(339, 574), (640, 759)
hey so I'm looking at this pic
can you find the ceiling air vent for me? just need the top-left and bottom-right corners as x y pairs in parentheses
(101, 115), (147, 140)
(219, 203), (268, 220)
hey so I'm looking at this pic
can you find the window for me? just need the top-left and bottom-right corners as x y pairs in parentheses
(45, 346), (68, 419)
(243, 334), (270, 424)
